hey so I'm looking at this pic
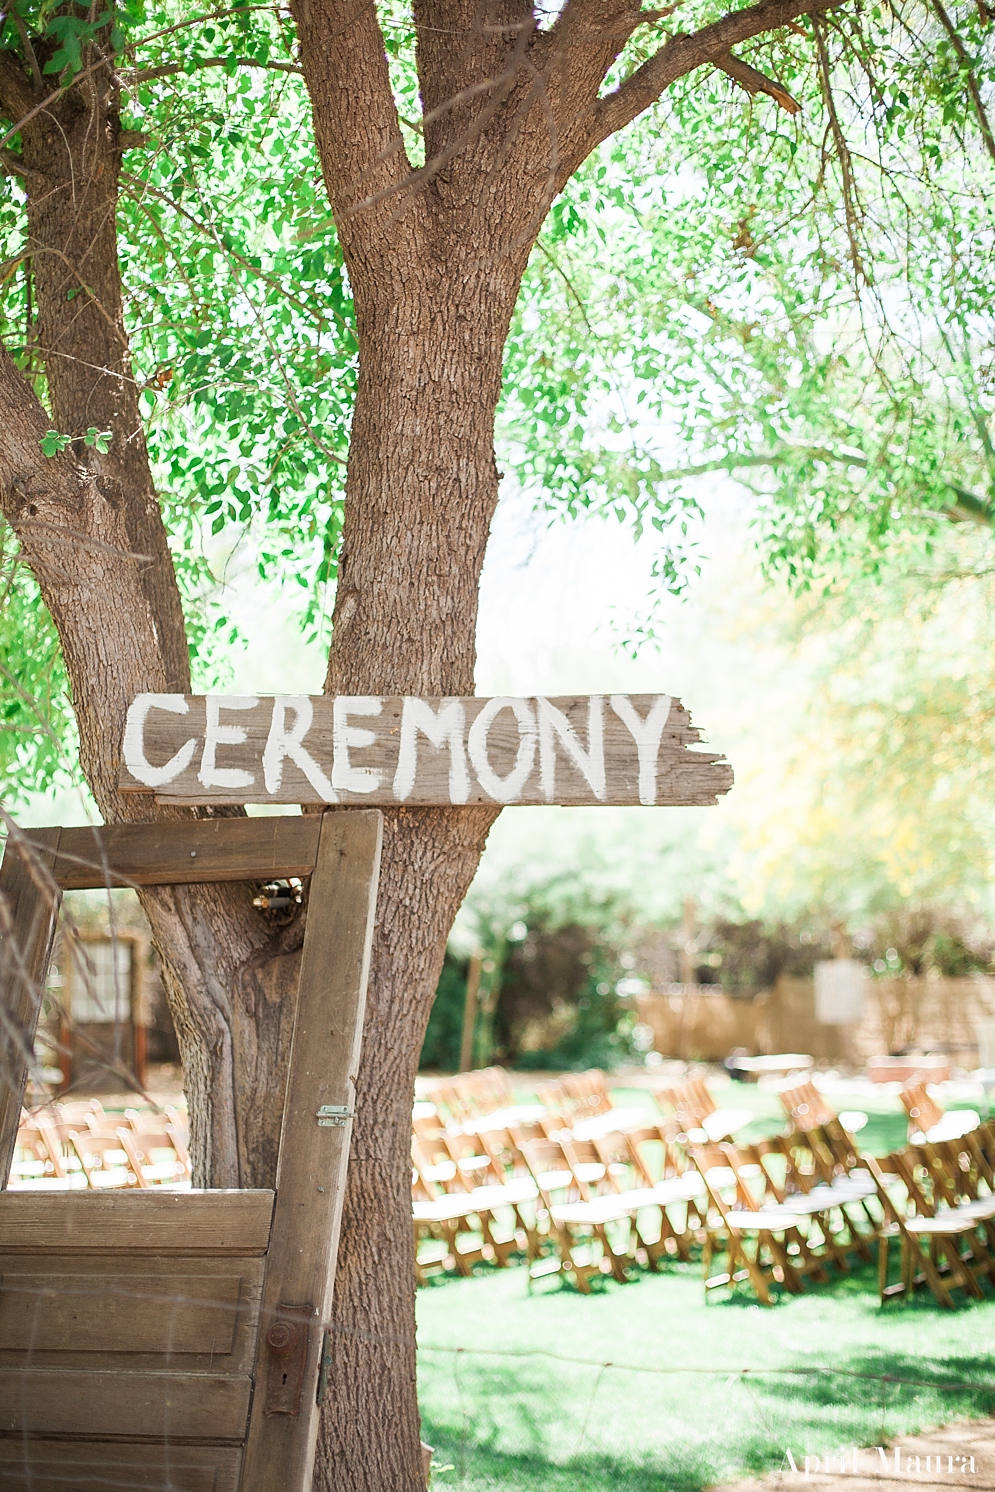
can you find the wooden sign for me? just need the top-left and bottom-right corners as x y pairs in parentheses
(119, 693), (733, 807)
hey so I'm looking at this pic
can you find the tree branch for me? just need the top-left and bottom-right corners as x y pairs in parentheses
(0, 146), (25, 177)
(290, 0), (413, 233)
(137, 55), (304, 82)
(8, 13), (42, 93)
(716, 51), (801, 111)
(812, 15), (865, 281)
(583, 0), (845, 159)
(930, 0), (995, 165)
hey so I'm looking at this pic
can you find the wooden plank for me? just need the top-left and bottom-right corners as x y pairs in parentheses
(0, 1257), (264, 1365)
(0, 1189), (275, 1255)
(0, 1368), (252, 1440)
(116, 693), (733, 807)
(44, 817), (321, 890)
(238, 809), (382, 1492)
(0, 1441), (242, 1492)
(0, 829), (62, 1190)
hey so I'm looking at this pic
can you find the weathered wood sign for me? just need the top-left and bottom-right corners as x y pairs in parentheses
(119, 693), (733, 807)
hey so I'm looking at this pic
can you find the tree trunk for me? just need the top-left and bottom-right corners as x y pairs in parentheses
(19, 58), (188, 694)
(312, 262), (518, 1487)
(2, 54), (306, 1188)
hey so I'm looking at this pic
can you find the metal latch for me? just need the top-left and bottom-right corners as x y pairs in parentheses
(262, 1303), (314, 1416)
(317, 1105), (355, 1127)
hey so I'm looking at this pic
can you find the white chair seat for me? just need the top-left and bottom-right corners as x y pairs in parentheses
(917, 1111), (980, 1143)
(570, 1109), (649, 1140)
(951, 1196), (995, 1220)
(461, 1105), (545, 1134)
(551, 1197), (638, 1225)
(701, 1109), (755, 1140)
(724, 1207), (805, 1231)
(467, 1178), (538, 1208)
(903, 1213), (983, 1235)
(413, 1195), (487, 1223)
(6, 1174), (89, 1190)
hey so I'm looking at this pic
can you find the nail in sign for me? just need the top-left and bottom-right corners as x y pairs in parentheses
(119, 694), (733, 807)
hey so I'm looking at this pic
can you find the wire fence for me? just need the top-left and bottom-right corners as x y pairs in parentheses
(415, 1330), (995, 1491)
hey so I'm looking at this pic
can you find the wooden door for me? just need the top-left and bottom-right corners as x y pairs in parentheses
(0, 811), (382, 1492)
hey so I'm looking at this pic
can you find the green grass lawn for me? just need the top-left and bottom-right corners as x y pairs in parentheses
(417, 1261), (995, 1491)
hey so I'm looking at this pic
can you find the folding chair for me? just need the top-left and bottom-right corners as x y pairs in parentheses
(775, 1098), (879, 1260)
(67, 1128), (143, 1188)
(9, 1115), (67, 1185)
(868, 1150), (995, 1307)
(117, 1124), (192, 1186)
(519, 1132), (648, 1290)
(123, 1106), (193, 1182)
(901, 1079), (979, 1143)
(656, 1075), (753, 1142)
(410, 1127), (533, 1266)
(411, 1137), (510, 1279)
(689, 1143), (827, 1304)
(582, 1124), (701, 1263)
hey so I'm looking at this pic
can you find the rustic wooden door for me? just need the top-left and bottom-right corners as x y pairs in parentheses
(0, 811), (382, 1492)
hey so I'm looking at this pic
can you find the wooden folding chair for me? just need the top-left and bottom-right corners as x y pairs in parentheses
(775, 1098), (879, 1260)
(901, 1079), (980, 1144)
(689, 1142), (827, 1304)
(123, 1107), (193, 1183)
(518, 1132), (647, 1290)
(67, 1128), (143, 1189)
(411, 1138), (502, 1279)
(410, 1124), (535, 1267)
(656, 1075), (753, 1143)
(118, 1124), (191, 1186)
(868, 1150), (995, 1308)
(8, 1115), (71, 1187)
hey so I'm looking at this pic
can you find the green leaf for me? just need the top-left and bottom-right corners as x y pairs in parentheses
(39, 431), (71, 458)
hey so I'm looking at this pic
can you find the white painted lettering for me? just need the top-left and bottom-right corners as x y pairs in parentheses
(123, 694), (197, 788)
(198, 696), (259, 790)
(393, 698), (469, 804)
(610, 694), (672, 805)
(262, 696), (337, 801)
(332, 697), (383, 794)
(468, 697), (538, 803)
(538, 696), (606, 802)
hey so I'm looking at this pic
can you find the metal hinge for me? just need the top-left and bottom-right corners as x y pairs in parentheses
(317, 1104), (355, 1127)
(316, 1327), (333, 1405)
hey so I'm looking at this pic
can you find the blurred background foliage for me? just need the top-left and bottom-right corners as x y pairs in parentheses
(3, 2), (995, 1058)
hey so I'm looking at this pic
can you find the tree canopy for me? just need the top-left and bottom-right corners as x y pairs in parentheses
(2, 0), (993, 800)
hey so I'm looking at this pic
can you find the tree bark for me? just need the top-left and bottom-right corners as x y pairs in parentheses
(0, 51), (305, 1188)
(310, 256), (516, 1483)
(17, 56), (188, 692)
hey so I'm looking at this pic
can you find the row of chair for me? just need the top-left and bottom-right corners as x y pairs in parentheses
(11, 1099), (191, 1189)
(414, 1067), (995, 1307)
